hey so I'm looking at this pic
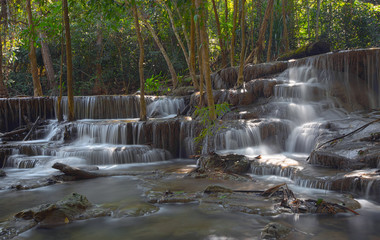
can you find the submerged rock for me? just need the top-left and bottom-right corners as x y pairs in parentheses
(204, 185), (233, 194)
(261, 222), (292, 239)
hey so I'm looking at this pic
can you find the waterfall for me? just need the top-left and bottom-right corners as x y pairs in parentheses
(56, 95), (185, 120)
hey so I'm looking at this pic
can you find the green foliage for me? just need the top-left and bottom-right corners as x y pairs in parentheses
(144, 72), (166, 95)
(2, 0), (379, 97)
(193, 102), (230, 145)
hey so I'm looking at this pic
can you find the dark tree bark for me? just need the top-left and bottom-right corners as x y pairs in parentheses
(62, 0), (74, 121)
(130, 0), (147, 121)
(40, 32), (56, 94)
(0, 0), (8, 97)
(197, 0), (216, 120)
(26, 0), (43, 96)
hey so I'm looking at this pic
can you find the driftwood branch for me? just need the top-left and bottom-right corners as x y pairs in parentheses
(0, 128), (29, 139)
(23, 116), (40, 141)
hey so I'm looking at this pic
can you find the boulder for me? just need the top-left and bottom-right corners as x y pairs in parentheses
(197, 152), (251, 174)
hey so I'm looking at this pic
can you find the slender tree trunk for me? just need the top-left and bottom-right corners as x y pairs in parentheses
(306, 0), (310, 39)
(224, 0), (228, 23)
(173, 1), (190, 50)
(57, 23), (64, 122)
(93, 22), (103, 95)
(267, 4), (274, 62)
(236, 0), (246, 87)
(139, 12), (178, 89)
(197, 0), (216, 120)
(26, 0), (43, 97)
(211, 0), (227, 68)
(62, 0), (74, 121)
(315, 0), (321, 41)
(131, 1), (147, 121)
(40, 32), (56, 94)
(230, 0), (238, 67)
(190, 0), (199, 90)
(0, 34), (8, 97)
(282, 0), (289, 52)
(157, 0), (189, 68)
(0, 0), (8, 97)
(195, 6), (204, 107)
(246, 0), (274, 64)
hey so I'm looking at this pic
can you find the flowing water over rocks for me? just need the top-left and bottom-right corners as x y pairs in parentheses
(1, 48), (380, 239)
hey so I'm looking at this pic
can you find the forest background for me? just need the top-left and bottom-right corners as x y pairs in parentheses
(0, 0), (378, 97)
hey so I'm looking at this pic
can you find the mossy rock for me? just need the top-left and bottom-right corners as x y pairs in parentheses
(277, 41), (330, 61)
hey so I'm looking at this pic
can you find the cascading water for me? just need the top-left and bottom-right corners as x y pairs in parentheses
(57, 95), (185, 119)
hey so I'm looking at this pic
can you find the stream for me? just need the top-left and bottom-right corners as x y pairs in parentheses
(1, 49), (380, 239)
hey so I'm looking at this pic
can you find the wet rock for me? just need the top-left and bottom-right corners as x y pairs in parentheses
(197, 153), (251, 174)
(211, 62), (287, 89)
(204, 185), (233, 194)
(309, 144), (380, 170)
(191, 78), (280, 108)
(261, 222), (292, 239)
(0, 169), (5, 177)
(170, 86), (196, 96)
(102, 202), (159, 218)
(0, 193), (110, 239)
(330, 169), (380, 202)
(147, 190), (200, 204)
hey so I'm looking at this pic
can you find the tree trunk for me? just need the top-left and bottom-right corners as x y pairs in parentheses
(190, 0), (199, 90)
(131, 1), (147, 121)
(57, 19), (65, 122)
(157, 0), (189, 69)
(315, 0), (321, 41)
(173, 1), (190, 50)
(224, 0), (228, 23)
(0, 0), (8, 97)
(197, 0), (216, 120)
(62, 0), (74, 121)
(195, 4), (204, 107)
(267, 4), (274, 62)
(139, 11), (178, 89)
(246, 0), (274, 64)
(0, 34), (8, 98)
(236, 0), (246, 87)
(306, 0), (310, 39)
(40, 32), (56, 94)
(282, 0), (289, 52)
(211, 0), (227, 68)
(26, 0), (43, 97)
(230, 0), (238, 67)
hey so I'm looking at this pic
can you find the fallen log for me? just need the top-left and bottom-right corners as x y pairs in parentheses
(0, 127), (29, 139)
(52, 162), (110, 179)
(52, 162), (157, 181)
